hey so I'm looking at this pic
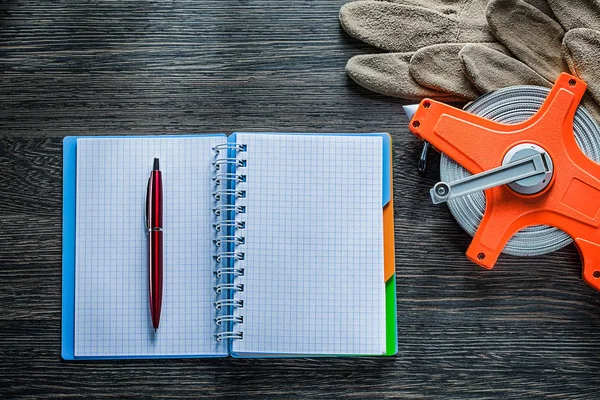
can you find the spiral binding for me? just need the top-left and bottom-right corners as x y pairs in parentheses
(214, 267), (245, 279)
(214, 283), (244, 293)
(213, 158), (246, 170)
(213, 235), (245, 247)
(213, 173), (246, 185)
(215, 331), (243, 341)
(212, 141), (247, 343)
(214, 315), (243, 326)
(213, 220), (245, 231)
(213, 205), (246, 217)
(214, 298), (244, 310)
(213, 189), (246, 201)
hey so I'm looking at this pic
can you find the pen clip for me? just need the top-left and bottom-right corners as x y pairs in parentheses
(145, 176), (151, 232)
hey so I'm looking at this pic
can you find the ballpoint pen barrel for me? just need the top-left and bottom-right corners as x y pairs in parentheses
(147, 165), (163, 331)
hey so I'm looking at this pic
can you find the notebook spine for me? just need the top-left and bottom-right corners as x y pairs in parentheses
(212, 142), (247, 343)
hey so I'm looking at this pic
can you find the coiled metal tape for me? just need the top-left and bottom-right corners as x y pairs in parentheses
(440, 85), (600, 256)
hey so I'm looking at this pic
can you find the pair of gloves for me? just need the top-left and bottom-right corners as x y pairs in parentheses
(339, 0), (600, 120)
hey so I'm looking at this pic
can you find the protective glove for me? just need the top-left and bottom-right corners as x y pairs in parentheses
(458, 0), (600, 119)
(339, 0), (554, 101)
(339, 0), (498, 101)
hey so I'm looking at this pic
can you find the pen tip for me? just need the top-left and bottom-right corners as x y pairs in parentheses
(153, 158), (159, 170)
(154, 328), (157, 333)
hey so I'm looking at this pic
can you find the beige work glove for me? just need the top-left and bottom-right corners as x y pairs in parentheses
(339, 0), (554, 101)
(460, 0), (600, 119)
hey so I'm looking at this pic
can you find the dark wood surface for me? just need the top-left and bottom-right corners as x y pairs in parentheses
(1, 1), (600, 398)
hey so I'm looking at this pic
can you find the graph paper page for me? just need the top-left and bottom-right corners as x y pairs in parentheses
(74, 136), (227, 357)
(231, 133), (386, 355)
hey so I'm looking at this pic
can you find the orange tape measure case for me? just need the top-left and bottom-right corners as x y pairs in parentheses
(408, 73), (600, 291)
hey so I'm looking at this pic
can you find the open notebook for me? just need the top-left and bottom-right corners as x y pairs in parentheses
(62, 132), (397, 359)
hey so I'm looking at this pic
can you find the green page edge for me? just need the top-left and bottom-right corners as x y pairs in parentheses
(384, 275), (398, 356)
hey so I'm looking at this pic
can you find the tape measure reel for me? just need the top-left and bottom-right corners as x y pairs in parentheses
(406, 74), (600, 291)
(442, 86), (600, 256)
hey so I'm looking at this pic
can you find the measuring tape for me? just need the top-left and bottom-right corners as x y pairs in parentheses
(406, 73), (600, 290)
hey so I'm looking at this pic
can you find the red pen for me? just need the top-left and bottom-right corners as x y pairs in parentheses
(146, 158), (163, 332)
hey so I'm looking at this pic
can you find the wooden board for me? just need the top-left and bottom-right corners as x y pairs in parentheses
(1, 1), (600, 398)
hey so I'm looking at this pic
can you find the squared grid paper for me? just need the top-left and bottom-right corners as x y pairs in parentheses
(232, 134), (386, 356)
(74, 136), (227, 357)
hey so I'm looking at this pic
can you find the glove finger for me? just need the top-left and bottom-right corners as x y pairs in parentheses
(563, 28), (600, 106)
(409, 43), (508, 100)
(547, 0), (600, 31)
(339, 1), (493, 53)
(487, 0), (568, 82)
(459, 44), (551, 93)
(346, 53), (469, 101)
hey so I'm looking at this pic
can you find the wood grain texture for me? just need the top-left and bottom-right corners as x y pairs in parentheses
(2, 1), (600, 398)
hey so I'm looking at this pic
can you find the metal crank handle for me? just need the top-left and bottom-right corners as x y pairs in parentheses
(430, 153), (552, 204)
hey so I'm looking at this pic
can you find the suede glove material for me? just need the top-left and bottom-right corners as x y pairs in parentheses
(340, 0), (554, 100)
